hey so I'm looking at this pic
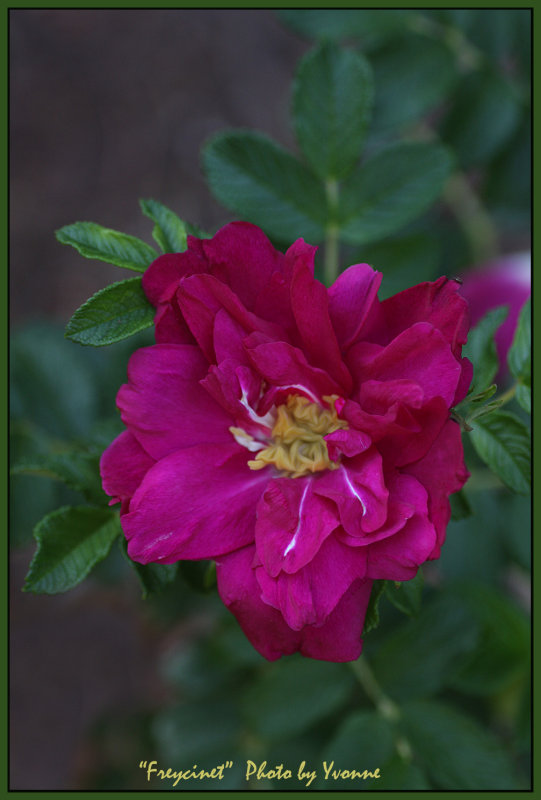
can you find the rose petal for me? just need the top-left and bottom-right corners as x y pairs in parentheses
(100, 430), (156, 511)
(216, 545), (373, 662)
(290, 260), (352, 393)
(255, 477), (339, 577)
(122, 442), (269, 563)
(256, 533), (368, 630)
(314, 449), (389, 535)
(328, 263), (382, 349)
(117, 344), (232, 460)
(348, 322), (461, 406)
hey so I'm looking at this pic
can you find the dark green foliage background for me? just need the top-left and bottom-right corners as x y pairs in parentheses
(10, 8), (530, 791)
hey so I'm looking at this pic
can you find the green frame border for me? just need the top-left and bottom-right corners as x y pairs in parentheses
(5, 2), (535, 798)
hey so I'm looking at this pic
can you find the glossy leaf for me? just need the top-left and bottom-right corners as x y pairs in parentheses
(470, 410), (530, 494)
(370, 34), (456, 133)
(363, 579), (386, 634)
(441, 69), (521, 167)
(202, 130), (327, 242)
(65, 277), (155, 346)
(279, 9), (415, 49)
(24, 506), (120, 594)
(508, 298), (531, 413)
(337, 142), (453, 245)
(293, 40), (373, 180)
(56, 221), (157, 271)
(465, 305), (509, 396)
(139, 198), (188, 253)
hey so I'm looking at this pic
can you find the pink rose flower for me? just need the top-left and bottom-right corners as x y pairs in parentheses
(100, 222), (471, 662)
(460, 252), (531, 379)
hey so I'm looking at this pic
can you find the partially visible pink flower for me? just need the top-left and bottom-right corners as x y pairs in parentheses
(101, 222), (471, 662)
(461, 252), (530, 377)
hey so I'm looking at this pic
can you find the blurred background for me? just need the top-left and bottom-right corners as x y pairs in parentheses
(10, 9), (531, 790)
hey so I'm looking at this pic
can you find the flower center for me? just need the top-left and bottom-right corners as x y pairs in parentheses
(242, 394), (348, 478)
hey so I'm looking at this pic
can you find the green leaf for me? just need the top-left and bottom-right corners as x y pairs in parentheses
(279, 9), (415, 49)
(363, 579), (386, 634)
(118, 537), (178, 598)
(358, 233), (440, 300)
(56, 221), (158, 271)
(464, 305), (509, 396)
(441, 69), (521, 168)
(369, 591), (479, 701)
(370, 34), (456, 134)
(508, 298), (531, 413)
(65, 277), (155, 346)
(470, 410), (530, 494)
(400, 700), (520, 789)
(202, 130), (327, 243)
(467, 383), (498, 405)
(318, 711), (395, 788)
(385, 569), (424, 617)
(179, 560), (216, 593)
(337, 142), (453, 246)
(11, 449), (105, 506)
(292, 41), (373, 180)
(449, 581), (530, 696)
(242, 657), (354, 740)
(449, 489), (473, 521)
(139, 198), (188, 253)
(24, 506), (120, 594)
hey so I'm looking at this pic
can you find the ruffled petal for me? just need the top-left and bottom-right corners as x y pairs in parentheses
(256, 532), (368, 630)
(122, 442), (268, 563)
(255, 477), (339, 578)
(216, 545), (373, 662)
(117, 344), (232, 461)
(100, 430), (156, 511)
(314, 449), (389, 535)
(348, 322), (461, 406)
(405, 419), (469, 559)
(328, 263), (382, 349)
(203, 221), (285, 308)
(290, 260), (352, 393)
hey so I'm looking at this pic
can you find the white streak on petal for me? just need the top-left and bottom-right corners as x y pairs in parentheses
(343, 469), (366, 516)
(284, 481), (310, 556)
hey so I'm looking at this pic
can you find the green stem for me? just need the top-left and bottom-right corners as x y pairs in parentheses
(324, 179), (340, 286)
(497, 384), (517, 407)
(350, 657), (400, 721)
(350, 658), (413, 761)
(443, 173), (499, 265)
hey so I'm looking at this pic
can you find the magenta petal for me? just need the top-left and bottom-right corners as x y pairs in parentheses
(142, 248), (206, 306)
(328, 263), (382, 349)
(373, 276), (470, 353)
(216, 545), (373, 662)
(325, 428), (372, 461)
(256, 533), (368, 630)
(203, 222), (285, 308)
(405, 419), (469, 559)
(298, 578), (373, 661)
(366, 513), (437, 580)
(154, 302), (196, 345)
(255, 478), (339, 578)
(216, 545), (302, 661)
(122, 442), (268, 563)
(315, 450), (389, 535)
(350, 322), (461, 406)
(246, 338), (343, 401)
(100, 430), (155, 510)
(290, 260), (352, 393)
(117, 344), (232, 460)
(177, 273), (286, 363)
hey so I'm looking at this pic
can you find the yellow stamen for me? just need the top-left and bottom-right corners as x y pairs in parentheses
(246, 394), (348, 478)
